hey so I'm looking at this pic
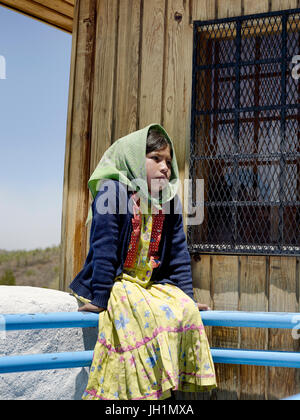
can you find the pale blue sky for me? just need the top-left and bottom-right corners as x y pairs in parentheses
(0, 6), (72, 250)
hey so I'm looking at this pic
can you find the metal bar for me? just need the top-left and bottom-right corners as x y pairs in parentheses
(1, 311), (300, 331)
(282, 393), (300, 400)
(202, 201), (300, 207)
(211, 348), (300, 368)
(188, 243), (300, 256)
(3, 312), (99, 331)
(193, 8), (300, 28)
(0, 351), (94, 374)
(232, 20), (242, 246)
(194, 103), (300, 116)
(195, 56), (291, 71)
(189, 17), (198, 219)
(194, 153), (300, 161)
(0, 348), (300, 374)
(200, 310), (300, 329)
(278, 14), (288, 250)
(190, 21), (197, 155)
(298, 31), (300, 209)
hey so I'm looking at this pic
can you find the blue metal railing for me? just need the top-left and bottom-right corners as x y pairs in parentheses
(3, 311), (99, 331)
(1, 311), (300, 376)
(3, 310), (300, 331)
(282, 393), (300, 400)
(1, 347), (300, 375)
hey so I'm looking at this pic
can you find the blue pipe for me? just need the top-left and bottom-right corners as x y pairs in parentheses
(2, 311), (300, 331)
(0, 351), (94, 374)
(3, 312), (99, 331)
(0, 348), (300, 374)
(282, 393), (300, 400)
(212, 348), (300, 369)
(200, 311), (300, 329)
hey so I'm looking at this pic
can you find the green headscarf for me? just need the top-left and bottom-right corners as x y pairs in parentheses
(86, 123), (180, 224)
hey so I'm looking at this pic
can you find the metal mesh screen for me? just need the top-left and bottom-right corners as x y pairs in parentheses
(189, 9), (300, 256)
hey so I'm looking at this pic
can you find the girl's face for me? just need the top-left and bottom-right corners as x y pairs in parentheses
(145, 145), (172, 194)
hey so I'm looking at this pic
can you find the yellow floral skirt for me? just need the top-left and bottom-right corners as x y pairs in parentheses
(78, 279), (216, 400)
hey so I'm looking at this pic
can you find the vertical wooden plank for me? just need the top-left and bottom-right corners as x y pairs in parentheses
(192, 0), (216, 20)
(59, 0), (79, 291)
(217, 0), (242, 18)
(139, 0), (166, 127)
(114, 0), (141, 139)
(268, 256), (299, 399)
(270, 0), (298, 10)
(90, 0), (118, 171)
(189, 0), (216, 402)
(212, 256), (239, 312)
(239, 256), (268, 399)
(163, 0), (194, 203)
(192, 255), (213, 343)
(243, 0), (269, 14)
(87, 0), (119, 256)
(187, 0), (216, 324)
(192, 255), (213, 308)
(211, 255), (239, 399)
(60, 0), (97, 291)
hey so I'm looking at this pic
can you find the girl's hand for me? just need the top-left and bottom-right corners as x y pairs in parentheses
(78, 303), (105, 313)
(197, 303), (211, 311)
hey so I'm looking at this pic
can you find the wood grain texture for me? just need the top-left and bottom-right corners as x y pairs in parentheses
(239, 256), (268, 399)
(29, 0), (74, 17)
(163, 0), (193, 205)
(192, 0), (216, 21)
(211, 255), (239, 400)
(86, 0), (119, 256)
(59, 0), (79, 290)
(243, 0), (269, 14)
(270, 0), (298, 10)
(139, 0), (166, 127)
(217, 0), (242, 18)
(268, 257), (299, 399)
(60, 0), (96, 290)
(0, 0), (74, 32)
(114, 0), (141, 138)
(192, 254), (213, 341)
(89, 0), (118, 172)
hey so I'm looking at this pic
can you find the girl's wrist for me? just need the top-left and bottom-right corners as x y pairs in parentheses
(78, 303), (105, 313)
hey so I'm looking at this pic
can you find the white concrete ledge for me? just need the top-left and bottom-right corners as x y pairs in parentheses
(0, 286), (97, 400)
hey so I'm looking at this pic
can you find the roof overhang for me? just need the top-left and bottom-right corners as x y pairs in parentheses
(0, 0), (74, 33)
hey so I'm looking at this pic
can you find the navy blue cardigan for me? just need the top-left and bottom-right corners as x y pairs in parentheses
(69, 180), (194, 308)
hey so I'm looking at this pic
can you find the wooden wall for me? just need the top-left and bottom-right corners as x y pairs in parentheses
(60, 0), (300, 399)
(190, 0), (300, 401)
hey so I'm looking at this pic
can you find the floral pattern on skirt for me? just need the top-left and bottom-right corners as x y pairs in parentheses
(80, 213), (216, 400)
(83, 280), (216, 400)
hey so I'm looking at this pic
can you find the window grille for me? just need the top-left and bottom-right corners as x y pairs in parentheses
(189, 9), (300, 256)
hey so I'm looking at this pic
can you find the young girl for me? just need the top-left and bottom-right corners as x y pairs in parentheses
(69, 124), (216, 400)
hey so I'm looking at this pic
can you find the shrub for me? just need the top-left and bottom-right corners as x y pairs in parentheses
(0, 269), (16, 286)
